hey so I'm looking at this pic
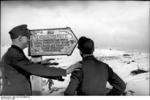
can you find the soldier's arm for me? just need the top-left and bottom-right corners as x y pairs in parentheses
(64, 69), (82, 95)
(107, 65), (126, 95)
(10, 52), (66, 77)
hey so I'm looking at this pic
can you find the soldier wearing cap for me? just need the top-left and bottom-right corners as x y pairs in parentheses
(0, 24), (81, 95)
(64, 36), (126, 95)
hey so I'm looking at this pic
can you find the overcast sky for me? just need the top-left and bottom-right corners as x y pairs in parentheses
(1, 1), (149, 52)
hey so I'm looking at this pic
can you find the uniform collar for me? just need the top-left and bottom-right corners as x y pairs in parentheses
(83, 54), (94, 60)
(11, 45), (24, 54)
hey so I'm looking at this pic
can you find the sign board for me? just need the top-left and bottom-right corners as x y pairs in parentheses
(29, 27), (78, 56)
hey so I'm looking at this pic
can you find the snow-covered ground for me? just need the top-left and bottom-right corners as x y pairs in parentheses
(0, 45), (149, 95)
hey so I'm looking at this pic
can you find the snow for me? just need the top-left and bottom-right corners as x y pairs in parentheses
(94, 49), (126, 57)
(0, 45), (149, 95)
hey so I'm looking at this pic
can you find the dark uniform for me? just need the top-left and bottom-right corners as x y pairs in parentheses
(64, 55), (126, 95)
(0, 24), (68, 95)
(0, 45), (66, 95)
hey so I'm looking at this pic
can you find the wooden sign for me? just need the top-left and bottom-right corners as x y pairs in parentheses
(29, 27), (78, 56)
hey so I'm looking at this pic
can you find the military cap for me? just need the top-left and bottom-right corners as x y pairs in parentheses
(9, 24), (31, 39)
(78, 36), (94, 54)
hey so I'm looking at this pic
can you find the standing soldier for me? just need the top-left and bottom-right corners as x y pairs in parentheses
(64, 36), (126, 95)
(0, 24), (81, 95)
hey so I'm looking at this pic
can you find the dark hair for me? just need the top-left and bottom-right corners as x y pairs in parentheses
(78, 36), (94, 54)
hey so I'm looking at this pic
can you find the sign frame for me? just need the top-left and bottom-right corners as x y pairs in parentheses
(28, 27), (78, 56)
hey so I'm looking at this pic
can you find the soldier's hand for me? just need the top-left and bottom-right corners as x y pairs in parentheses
(66, 62), (82, 74)
(41, 58), (50, 64)
(41, 58), (59, 65)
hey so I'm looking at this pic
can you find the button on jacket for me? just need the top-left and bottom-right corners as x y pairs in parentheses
(64, 56), (126, 95)
(0, 45), (66, 95)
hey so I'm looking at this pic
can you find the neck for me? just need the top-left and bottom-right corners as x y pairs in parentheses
(82, 54), (93, 58)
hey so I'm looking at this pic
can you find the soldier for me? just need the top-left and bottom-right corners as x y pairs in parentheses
(64, 36), (126, 95)
(0, 24), (81, 95)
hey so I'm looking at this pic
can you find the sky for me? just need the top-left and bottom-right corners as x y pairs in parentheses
(1, 1), (149, 53)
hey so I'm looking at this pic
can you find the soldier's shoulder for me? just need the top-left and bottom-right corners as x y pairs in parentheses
(95, 59), (108, 66)
(6, 47), (22, 58)
(7, 47), (17, 54)
(95, 59), (112, 71)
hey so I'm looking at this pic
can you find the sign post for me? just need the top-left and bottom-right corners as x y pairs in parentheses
(29, 27), (78, 95)
(30, 56), (43, 95)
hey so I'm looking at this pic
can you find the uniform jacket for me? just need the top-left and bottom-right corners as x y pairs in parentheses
(0, 45), (66, 95)
(64, 55), (126, 95)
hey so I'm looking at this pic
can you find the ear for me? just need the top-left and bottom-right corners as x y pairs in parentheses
(18, 35), (22, 41)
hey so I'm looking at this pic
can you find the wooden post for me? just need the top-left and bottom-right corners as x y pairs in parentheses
(30, 56), (43, 95)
